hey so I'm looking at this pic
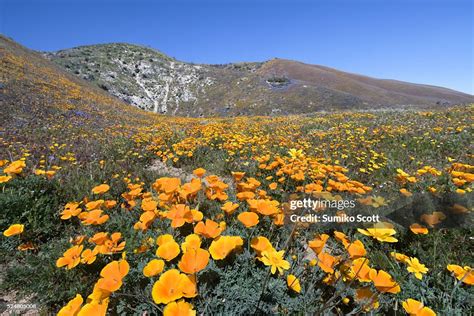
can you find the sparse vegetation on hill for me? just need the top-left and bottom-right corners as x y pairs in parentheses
(45, 44), (474, 117)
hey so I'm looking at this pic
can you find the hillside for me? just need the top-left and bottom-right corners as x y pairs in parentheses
(0, 35), (167, 163)
(45, 43), (474, 116)
(0, 36), (158, 126)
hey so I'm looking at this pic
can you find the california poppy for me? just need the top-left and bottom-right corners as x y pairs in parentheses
(308, 234), (329, 255)
(251, 236), (273, 256)
(369, 269), (401, 293)
(402, 299), (436, 316)
(92, 184), (110, 195)
(194, 219), (225, 239)
(56, 245), (83, 269)
(156, 235), (180, 261)
(178, 248), (210, 274)
(58, 294), (83, 316)
(237, 212), (259, 228)
(193, 168), (206, 178)
(181, 234), (202, 253)
(152, 269), (197, 304)
(3, 223), (24, 237)
(143, 259), (165, 277)
(221, 201), (239, 215)
(163, 299), (196, 316)
(209, 236), (243, 260)
(409, 223), (429, 235)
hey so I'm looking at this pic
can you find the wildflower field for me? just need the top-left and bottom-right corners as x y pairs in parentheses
(1, 37), (473, 315)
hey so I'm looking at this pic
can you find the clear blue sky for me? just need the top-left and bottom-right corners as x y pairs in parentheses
(1, 0), (473, 94)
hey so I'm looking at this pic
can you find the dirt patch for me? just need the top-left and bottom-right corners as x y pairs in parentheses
(148, 159), (195, 182)
(147, 159), (234, 188)
(0, 264), (39, 315)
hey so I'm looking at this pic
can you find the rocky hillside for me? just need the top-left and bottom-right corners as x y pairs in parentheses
(45, 43), (473, 117)
(0, 35), (158, 135)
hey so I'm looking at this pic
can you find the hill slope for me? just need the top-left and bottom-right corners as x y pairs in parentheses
(0, 35), (164, 164)
(45, 43), (474, 116)
(0, 36), (158, 127)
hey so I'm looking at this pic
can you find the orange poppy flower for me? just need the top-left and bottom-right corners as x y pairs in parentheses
(167, 204), (194, 228)
(134, 210), (156, 230)
(60, 202), (82, 220)
(209, 236), (243, 260)
(308, 234), (329, 255)
(77, 297), (109, 316)
(153, 177), (181, 194)
(194, 219), (225, 239)
(236, 191), (256, 201)
(56, 245), (83, 269)
(163, 299), (196, 316)
(88, 283), (111, 303)
(402, 299), (436, 316)
(273, 213), (285, 226)
(58, 294), (83, 316)
(3, 160), (26, 175)
(317, 251), (339, 274)
(409, 223), (429, 235)
(179, 178), (202, 200)
(237, 212), (259, 228)
(420, 212), (446, 227)
(247, 199), (280, 216)
(221, 201), (239, 215)
(178, 248), (210, 274)
(345, 240), (367, 259)
(251, 236), (273, 256)
(450, 203), (469, 214)
(80, 209), (110, 225)
(81, 248), (98, 264)
(333, 231), (350, 246)
(205, 180), (229, 201)
(97, 232), (126, 254)
(97, 259), (130, 293)
(231, 171), (246, 182)
(391, 252), (409, 263)
(151, 269), (197, 304)
(369, 269), (401, 293)
(92, 184), (110, 195)
(181, 234), (202, 253)
(141, 198), (158, 212)
(85, 200), (104, 211)
(193, 168), (206, 178)
(0, 175), (12, 183)
(3, 223), (24, 237)
(447, 264), (474, 285)
(351, 258), (372, 282)
(89, 232), (109, 245)
(103, 200), (117, 209)
(400, 188), (413, 197)
(143, 259), (165, 277)
(156, 235), (181, 261)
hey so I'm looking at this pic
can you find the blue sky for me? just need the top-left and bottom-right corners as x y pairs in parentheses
(0, 0), (472, 94)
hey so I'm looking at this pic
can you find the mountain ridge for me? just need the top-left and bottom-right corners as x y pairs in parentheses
(14, 40), (474, 117)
